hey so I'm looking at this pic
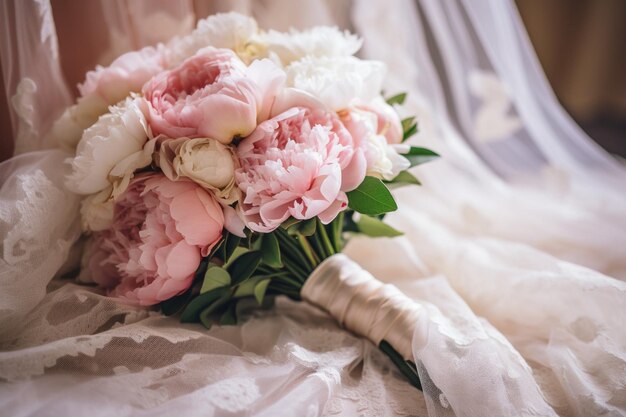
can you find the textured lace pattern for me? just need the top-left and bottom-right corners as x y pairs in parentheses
(0, 151), (82, 341)
(10, 78), (39, 151)
(0, 292), (427, 416)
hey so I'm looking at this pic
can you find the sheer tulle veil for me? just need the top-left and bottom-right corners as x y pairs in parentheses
(1, 1), (625, 416)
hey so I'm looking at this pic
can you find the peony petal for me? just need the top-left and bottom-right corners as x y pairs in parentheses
(318, 192), (348, 224)
(156, 274), (194, 301)
(245, 58), (286, 122)
(223, 204), (246, 237)
(340, 147), (367, 192)
(165, 240), (201, 281)
(169, 188), (223, 248)
(270, 88), (328, 117)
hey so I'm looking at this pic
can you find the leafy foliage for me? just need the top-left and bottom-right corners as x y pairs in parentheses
(201, 266), (231, 294)
(384, 171), (421, 189)
(354, 214), (403, 237)
(259, 233), (282, 268)
(401, 117), (418, 142)
(347, 176), (398, 215)
(386, 92), (407, 106)
(400, 146), (439, 167)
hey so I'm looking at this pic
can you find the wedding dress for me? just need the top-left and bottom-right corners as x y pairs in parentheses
(1, 1), (625, 416)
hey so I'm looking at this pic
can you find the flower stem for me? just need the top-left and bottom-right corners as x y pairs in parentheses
(296, 233), (320, 267)
(328, 211), (344, 253)
(316, 218), (336, 256)
(275, 228), (314, 272)
(274, 273), (304, 290)
(378, 340), (422, 391)
(281, 257), (309, 282)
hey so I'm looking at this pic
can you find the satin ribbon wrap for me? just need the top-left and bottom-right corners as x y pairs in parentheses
(301, 254), (421, 361)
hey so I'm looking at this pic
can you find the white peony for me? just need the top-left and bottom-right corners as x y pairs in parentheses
(158, 137), (239, 204)
(109, 137), (157, 200)
(80, 187), (115, 232)
(66, 96), (150, 195)
(262, 26), (362, 66)
(345, 109), (410, 180)
(167, 12), (264, 65)
(366, 137), (411, 181)
(47, 94), (109, 149)
(287, 56), (385, 111)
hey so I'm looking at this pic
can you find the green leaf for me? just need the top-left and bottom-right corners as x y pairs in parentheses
(227, 250), (263, 285)
(347, 176), (398, 216)
(401, 117), (418, 142)
(298, 218), (317, 236)
(160, 288), (194, 316)
(223, 246), (249, 269)
(180, 287), (229, 323)
(384, 170), (421, 189)
(286, 218), (316, 237)
(198, 290), (232, 328)
(222, 232), (241, 263)
(400, 147), (439, 167)
(253, 279), (271, 305)
(403, 124), (418, 142)
(233, 275), (264, 298)
(219, 302), (238, 325)
(260, 233), (282, 268)
(355, 214), (403, 237)
(386, 92), (407, 106)
(281, 217), (300, 229)
(251, 235), (262, 251)
(200, 265), (231, 294)
(232, 272), (283, 297)
(207, 239), (224, 260)
(401, 117), (416, 132)
(392, 170), (421, 185)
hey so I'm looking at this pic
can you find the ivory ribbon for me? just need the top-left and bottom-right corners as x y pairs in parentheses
(301, 254), (421, 361)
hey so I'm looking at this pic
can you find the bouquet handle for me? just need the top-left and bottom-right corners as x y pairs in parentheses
(301, 254), (422, 388)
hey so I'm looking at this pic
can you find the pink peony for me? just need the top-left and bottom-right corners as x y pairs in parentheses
(142, 47), (285, 144)
(341, 99), (410, 181)
(87, 173), (224, 306)
(236, 106), (366, 232)
(349, 98), (403, 144)
(79, 45), (167, 105)
(370, 99), (403, 144)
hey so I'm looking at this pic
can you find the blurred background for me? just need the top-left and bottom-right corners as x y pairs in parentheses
(516, 0), (626, 157)
(1, 0), (624, 161)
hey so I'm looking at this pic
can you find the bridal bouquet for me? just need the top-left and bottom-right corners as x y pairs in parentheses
(56, 13), (437, 388)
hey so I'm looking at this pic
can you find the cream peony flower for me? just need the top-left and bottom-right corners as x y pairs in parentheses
(80, 187), (115, 232)
(158, 137), (239, 204)
(262, 26), (362, 66)
(47, 95), (109, 149)
(166, 12), (264, 65)
(66, 96), (150, 195)
(49, 45), (166, 150)
(287, 56), (385, 111)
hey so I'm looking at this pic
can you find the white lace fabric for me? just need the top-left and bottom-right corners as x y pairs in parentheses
(0, 287), (428, 416)
(1, 0), (626, 416)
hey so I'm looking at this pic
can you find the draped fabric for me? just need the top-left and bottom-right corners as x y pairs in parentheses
(1, 1), (625, 416)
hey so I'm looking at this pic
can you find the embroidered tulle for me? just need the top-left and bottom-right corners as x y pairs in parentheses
(1, 0), (625, 416)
